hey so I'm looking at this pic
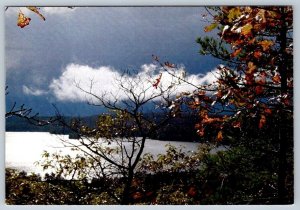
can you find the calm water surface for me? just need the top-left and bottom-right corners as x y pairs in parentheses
(6, 132), (201, 175)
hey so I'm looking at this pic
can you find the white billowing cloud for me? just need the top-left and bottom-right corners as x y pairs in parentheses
(140, 63), (157, 73)
(23, 85), (48, 96)
(42, 7), (77, 15)
(49, 63), (219, 103)
(49, 64), (120, 102)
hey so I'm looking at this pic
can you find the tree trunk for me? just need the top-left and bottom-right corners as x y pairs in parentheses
(121, 169), (134, 205)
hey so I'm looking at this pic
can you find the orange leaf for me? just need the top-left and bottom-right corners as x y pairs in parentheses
(203, 117), (217, 124)
(272, 74), (281, 84)
(231, 48), (242, 58)
(26, 6), (46, 21)
(258, 115), (266, 129)
(259, 40), (274, 51)
(216, 130), (223, 141)
(17, 11), (31, 28)
(248, 38), (256, 44)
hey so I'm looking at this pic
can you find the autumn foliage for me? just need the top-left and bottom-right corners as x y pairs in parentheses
(195, 6), (293, 204)
(195, 6), (293, 141)
(17, 7), (45, 28)
(151, 7), (293, 203)
(6, 6), (293, 204)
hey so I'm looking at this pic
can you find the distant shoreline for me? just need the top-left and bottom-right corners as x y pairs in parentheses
(5, 131), (199, 143)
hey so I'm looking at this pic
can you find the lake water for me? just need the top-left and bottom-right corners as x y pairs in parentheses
(5, 132), (202, 175)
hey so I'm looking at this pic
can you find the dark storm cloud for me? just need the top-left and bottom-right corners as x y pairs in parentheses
(5, 7), (219, 115)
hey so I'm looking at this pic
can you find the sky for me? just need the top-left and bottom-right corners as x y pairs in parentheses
(5, 7), (220, 116)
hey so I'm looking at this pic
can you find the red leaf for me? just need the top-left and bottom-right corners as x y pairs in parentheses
(195, 124), (205, 137)
(245, 74), (254, 85)
(146, 191), (154, 197)
(152, 73), (162, 89)
(187, 186), (197, 197)
(164, 62), (175, 68)
(258, 115), (266, 129)
(197, 128), (205, 137)
(232, 121), (241, 128)
(132, 192), (143, 200)
(253, 51), (262, 59)
(257, 72), (267, 85)
(255, 86), (264, 95)
(264, 108), (272, 115)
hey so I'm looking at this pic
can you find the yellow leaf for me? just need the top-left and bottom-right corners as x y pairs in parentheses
(228, 7), (241, 22)
(256, 9), (267, 23)
(247, 62), (256, 74)
(204, 22), (218, 32)
(266, 10), (281, 19)
(241, 23), (253, 36)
